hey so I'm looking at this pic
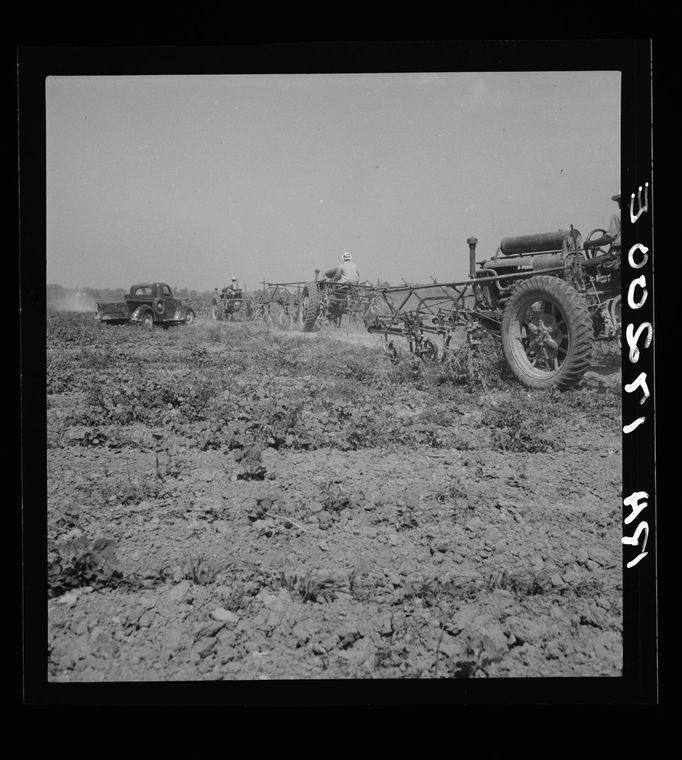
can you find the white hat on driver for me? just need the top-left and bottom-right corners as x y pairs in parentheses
(342, 252), (352, 260)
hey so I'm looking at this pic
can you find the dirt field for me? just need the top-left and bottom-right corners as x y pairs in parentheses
(46, 311), (623, 681)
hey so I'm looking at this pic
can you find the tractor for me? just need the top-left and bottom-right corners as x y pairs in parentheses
(366, 226), (621, 390)
(300, 269), (383, 332)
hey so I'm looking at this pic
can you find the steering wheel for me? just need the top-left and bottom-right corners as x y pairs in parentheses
(584, 228), (609, 259)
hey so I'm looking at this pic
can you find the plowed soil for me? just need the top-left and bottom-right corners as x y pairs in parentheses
(46, 312), (622, 681)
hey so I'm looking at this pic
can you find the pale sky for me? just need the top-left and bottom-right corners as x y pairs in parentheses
(46, 71), (620, 291)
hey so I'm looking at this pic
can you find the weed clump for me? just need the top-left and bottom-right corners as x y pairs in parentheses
(482, 396), (566, 453)
(182, 555), (225, 585)
(485, 568), (552, 597)
(234, 444), (267, 480)
(279, 570), (347, 603)
(154, 555), (226, 586)
(438, 332), (509, 390)
(401, 575), (482, 608)
(48, 535), (123, 596)
(321, 479), (354, 513)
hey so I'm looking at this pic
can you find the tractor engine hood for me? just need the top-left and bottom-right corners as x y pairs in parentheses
(499, 229), (582, 256)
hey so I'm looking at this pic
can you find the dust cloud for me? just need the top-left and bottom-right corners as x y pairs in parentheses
(47, 293), (97, 312)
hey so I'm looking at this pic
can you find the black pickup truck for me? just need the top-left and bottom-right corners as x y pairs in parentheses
(96, 283), (195, 328)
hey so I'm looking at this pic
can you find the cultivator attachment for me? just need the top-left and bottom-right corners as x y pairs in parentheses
(365, 277), (500, 363)
(367, 306), (482, 364)
(256, 281), (307, 328)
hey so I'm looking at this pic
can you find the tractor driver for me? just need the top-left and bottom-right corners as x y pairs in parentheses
(584, 194), (622, 285)
(227, 277), (242, 298)
(585, 194), (622, 254)
(324, 252), (360, 285)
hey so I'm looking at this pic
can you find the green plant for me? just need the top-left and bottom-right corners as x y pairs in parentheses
(435, 474), (466, 503)
(401, 573), (484, 609)
(182, 555), (224, 585)
(485, 568), (551, 597)
(396, 491), (420, 530)
(234, 444), (267, 480)
(321, 479), (353, 513)
(438, 331), (509, 390)
(222, 583), (250, 612)
(279, 570), (346, 603)
(48, 536), (123, 596)
(482, 398), (566, 453)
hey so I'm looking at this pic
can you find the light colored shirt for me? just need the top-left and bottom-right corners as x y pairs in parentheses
(338, 260), (359, 283)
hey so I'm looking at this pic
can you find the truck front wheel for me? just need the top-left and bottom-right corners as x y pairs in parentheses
(141, 312), (154, 329)
(501, 275), (593, 390)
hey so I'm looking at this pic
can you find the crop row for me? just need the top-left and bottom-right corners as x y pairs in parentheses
(47, 313), (621, 457)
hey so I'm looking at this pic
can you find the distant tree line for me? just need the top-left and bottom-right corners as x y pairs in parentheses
(46, 284), (215, 303)
(47, 281), (396, 305)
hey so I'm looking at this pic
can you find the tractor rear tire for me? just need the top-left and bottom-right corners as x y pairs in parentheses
(301, 282), (321, 333)
(501, 275), (593, 390)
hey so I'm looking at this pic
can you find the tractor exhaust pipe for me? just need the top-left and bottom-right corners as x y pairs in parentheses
(467, 237), (478, 278)
(314, 268), (320, 281)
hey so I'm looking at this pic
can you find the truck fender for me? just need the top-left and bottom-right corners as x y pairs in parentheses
(131, 306), (154, 323)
